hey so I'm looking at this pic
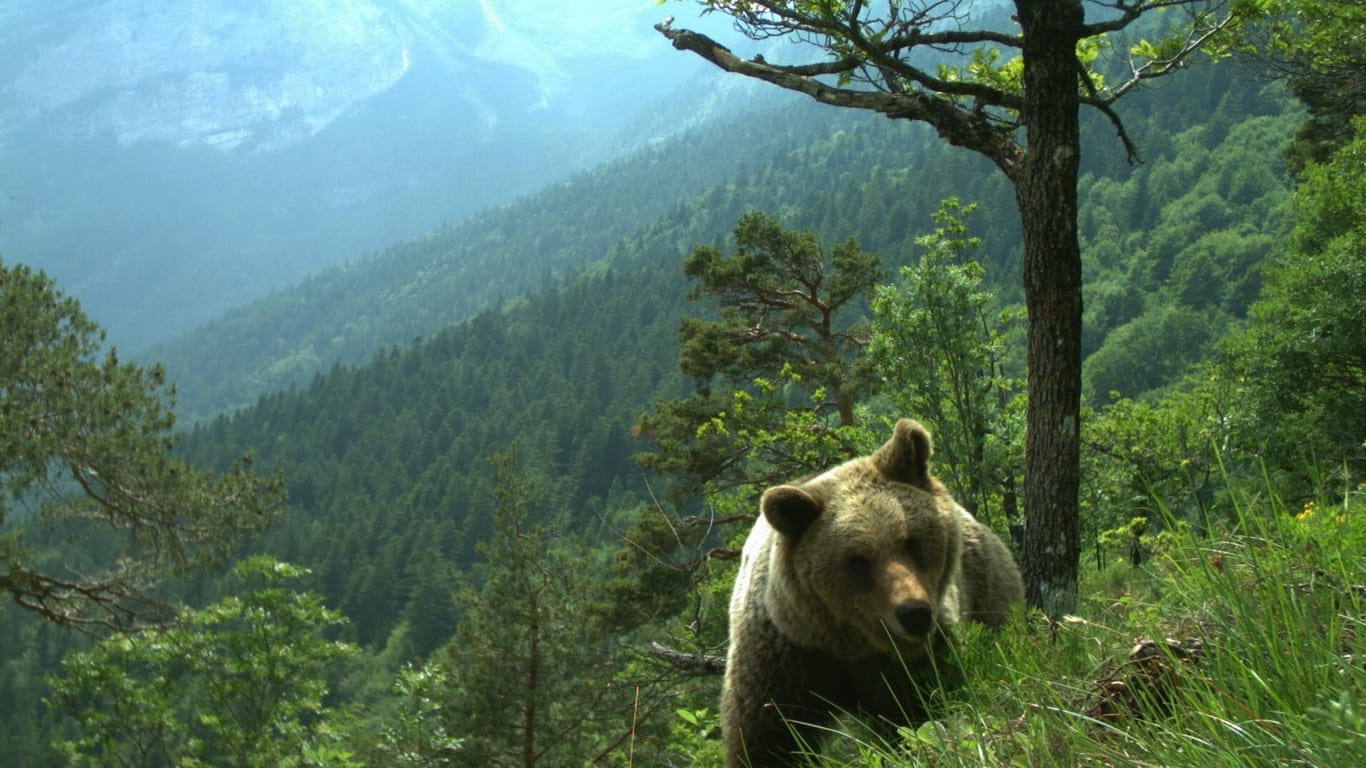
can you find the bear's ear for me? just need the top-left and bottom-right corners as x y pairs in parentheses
(874, 418), (934, 489)
(761, 485), (824, 539)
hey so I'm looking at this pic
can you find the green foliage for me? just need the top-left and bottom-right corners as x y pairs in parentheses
(596, 499), (708, 636)
(1245, 0), (1366, 173)
(960, 47), (1024, 95)
(1221, 115), (1366, 488)
(1083, 304), (1225, 404)
(47, 555), (356, 767)
(1077, 345), (1299, 579)
(1079, 107), (1296, 407)
(669, 707), (724, 767)
(1096, 516), (1151, 567)
(639, 211), (882, 499)
(867, 199), (1023, 527)
(400, 449), (629, 766)
(374, 664), (464, 767)
(0, 259), (283, 631)
(680, 210), (882, 408)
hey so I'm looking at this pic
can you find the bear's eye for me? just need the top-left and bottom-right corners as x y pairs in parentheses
(903, 537), (923, 564)
(844, 554), (874, 583)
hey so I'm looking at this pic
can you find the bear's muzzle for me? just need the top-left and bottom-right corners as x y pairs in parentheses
(893, 599), (935, 637)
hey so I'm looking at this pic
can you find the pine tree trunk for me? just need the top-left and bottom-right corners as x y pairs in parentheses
(1015, 0), (1083, 616)
(523, 593), (540, 767)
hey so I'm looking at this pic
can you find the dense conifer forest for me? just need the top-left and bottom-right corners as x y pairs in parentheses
(4, 4), (1365, 763)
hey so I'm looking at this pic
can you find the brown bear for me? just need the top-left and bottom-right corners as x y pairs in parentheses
(722, 418), (1024, 767)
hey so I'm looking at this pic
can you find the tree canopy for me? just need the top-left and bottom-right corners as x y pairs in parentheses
(0, 259), (283, 631)
(657, 0), (1258, 613)
(1246, 0), (1366, 172)
(637, 211), (882, 500)
(48, 555), (356, 766)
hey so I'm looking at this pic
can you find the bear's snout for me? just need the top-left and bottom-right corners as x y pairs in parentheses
(893, 599), (935, 637)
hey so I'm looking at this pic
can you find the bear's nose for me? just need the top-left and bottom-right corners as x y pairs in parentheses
(895, 600), (935, 637)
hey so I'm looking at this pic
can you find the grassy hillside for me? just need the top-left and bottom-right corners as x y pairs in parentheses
(763, 486), (1366, 767)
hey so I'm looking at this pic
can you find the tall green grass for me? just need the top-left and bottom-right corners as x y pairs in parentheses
(822, 477), (1366, 767)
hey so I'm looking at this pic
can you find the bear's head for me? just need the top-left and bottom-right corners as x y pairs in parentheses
(759, 419), (964, 660)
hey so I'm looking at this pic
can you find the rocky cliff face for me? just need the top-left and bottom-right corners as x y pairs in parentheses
(0, 0), (685, 151)
(2, 0), (413, 151)
(0, 0), (714, 350)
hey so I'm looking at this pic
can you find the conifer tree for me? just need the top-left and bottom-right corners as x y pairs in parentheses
(637, 211), (882, 498)
(1, 259), (282, 631)
(428, 450), (626, 766)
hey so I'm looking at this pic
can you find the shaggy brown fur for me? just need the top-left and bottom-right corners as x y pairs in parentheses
(722, 419), (1024, 767)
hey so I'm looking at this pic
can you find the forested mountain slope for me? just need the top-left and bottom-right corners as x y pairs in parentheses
(153, 57), (1292, 427)
(172, 59), (1296, 652)
(180, 261), (684, 650)
(0, 53), (1303, 766)
(149, 92), (836, 423)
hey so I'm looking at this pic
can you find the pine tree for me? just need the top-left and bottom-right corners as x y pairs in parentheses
(1, 259), (282, 631)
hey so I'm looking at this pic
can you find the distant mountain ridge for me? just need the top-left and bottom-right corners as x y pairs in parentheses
(150, 93), (857, 423)
(1, 0), (409, 151)
(0, 0), (738, 350)
(0, 0), (694, 152)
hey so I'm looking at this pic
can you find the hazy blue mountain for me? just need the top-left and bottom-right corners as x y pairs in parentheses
(0, 0), (739, 350)
(148, 91), (846, 424)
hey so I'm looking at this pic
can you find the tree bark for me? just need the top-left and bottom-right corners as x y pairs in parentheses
(524, 591), (540, 767)
(657, 0), (1094, 615)
(1015, 0), (1084, 615)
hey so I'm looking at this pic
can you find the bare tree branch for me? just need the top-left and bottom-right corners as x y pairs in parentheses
(5, 564), (174, 635)
(648, 641), (727, 675)
(655, 23), (1025, 178)
(1098, 6), (1240, 104)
